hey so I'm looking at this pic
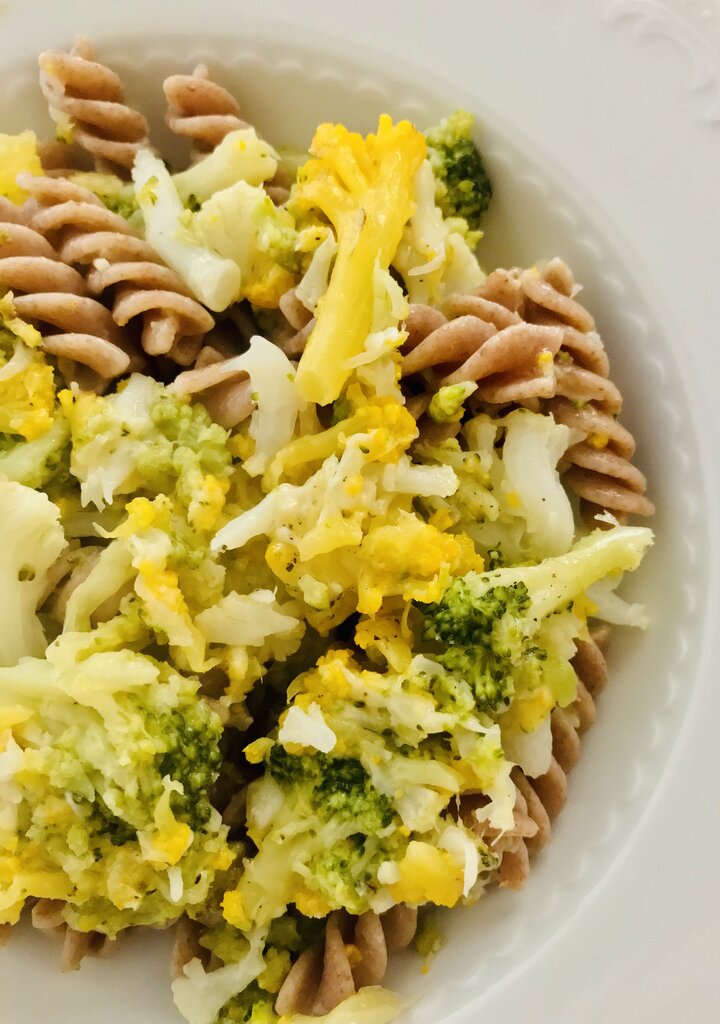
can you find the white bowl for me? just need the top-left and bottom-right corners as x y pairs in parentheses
(1, 2), (718, 1022)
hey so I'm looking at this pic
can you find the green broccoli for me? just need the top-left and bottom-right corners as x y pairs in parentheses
(420, 525), (655, 715)
(159, 703), (224, 831)
(0, 415), (70, 491)
(424, 579), (530, 648)
(257, 749), (398, 914)
(425, 110), (493, 236)
(0, 631), (233, 936)
(67, 172), (142, 228)
(217, 985), (278, 1024)
(266, 748), (394, 832)
(63, 374), (232, 521)
(422, 579), (541, 713)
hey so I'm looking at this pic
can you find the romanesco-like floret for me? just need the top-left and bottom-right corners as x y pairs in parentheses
(425, 110), (492, 236)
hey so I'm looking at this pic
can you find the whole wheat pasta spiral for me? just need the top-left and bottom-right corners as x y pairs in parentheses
(277, 287), (315, 355)
(492, 624), (611, 889)
(171, 344), (255, 428)
(171, 907), (417, 1017)
(163, 63), (247, 158)
(0, 198), (135, 384)
(37, 139), (89, 180)
(19, 174), (214, 362)
(274, 906), (418, 1017)
(31, 898), (112, 972)
(510, 262), (653, 517)
(38, 36), (150, 176)
(403, 259), (654, 517)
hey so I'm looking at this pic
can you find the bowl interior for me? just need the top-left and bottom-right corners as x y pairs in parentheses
(0, 28), (707, 1024)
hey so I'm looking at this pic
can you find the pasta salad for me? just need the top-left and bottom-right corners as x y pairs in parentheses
(0, 36), (653, 1024)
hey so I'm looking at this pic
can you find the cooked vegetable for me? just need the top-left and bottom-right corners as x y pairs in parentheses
(0, 479), (66, 666)
(173, 128), (279, 205)
(133, 149), (242, 311)
(61, 373), (232, 514)
(69, 171), (140, 222)
(0, 88), (655, 1024)
(425, 110), (492, 234)
(0, 629), (232, 934)
(292, 116), (425, 404)
(191, 182), (297, 308)
(421, 525), (653, 771)
(0, 130), (42, 203)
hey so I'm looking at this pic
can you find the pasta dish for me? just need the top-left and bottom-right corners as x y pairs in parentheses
(0, 37), (654, 1024)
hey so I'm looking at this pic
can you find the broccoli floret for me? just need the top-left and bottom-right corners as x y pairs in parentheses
(433, 644), (520, 713)
(264, 221), (302, 275)
(424, 579), (531, 648)
(266, 748), (394, 832)
(62, 374), (232, 520)
(72, 655), (225, 842)
(159, 703), (224, 831)
(422, 579), (546, 713)
(217, 985), (278, 1024)
(0, 639), (233, 935)
(92, 796), (138, 847)
(425, 110), (492, 235)
(308, 836), (384, 913)
(254, 748), (398, 914)
(319, 758), (394, 830)
(266, 911), (325, 953)
(420, 527), (655, 715)
(69, 172), (140, 222)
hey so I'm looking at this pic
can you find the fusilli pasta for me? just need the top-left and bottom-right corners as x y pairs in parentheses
(38, 36), (151, 176)
(274, 907), (418, 1017)
(402, 260), (654, 518)
(493, 624), (611, 889)
(31, 898), (112, 973)
(163, 63), (247, 158)
(170, 344), (254, 428)
(19, 174), (214, 362)
(0, 197), (135, 385)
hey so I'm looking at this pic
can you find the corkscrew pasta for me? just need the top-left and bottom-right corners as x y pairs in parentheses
(164, 63), (248, 157)
(20, 174), (214, 361)
(0, 197), (134, 385)
(39, 36), (151, 175)
(0, 38), (654, 1024)
(401, 260), (654, 519)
